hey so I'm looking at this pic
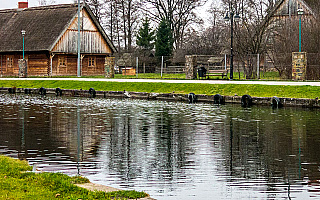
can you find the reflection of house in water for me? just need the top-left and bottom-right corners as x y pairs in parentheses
(0, 101), (109, 165)
(48, 105), (113, 161)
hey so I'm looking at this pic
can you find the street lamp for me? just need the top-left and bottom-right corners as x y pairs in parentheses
(21, 30), (26, 59)
(77, 0), (81, 77)
(224, 11), (240, 80)
(297, 8), (303, 52)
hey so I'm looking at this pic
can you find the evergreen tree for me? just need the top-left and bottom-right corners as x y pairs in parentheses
(136, 18), (155, 51)
(155, 19), (173, 57)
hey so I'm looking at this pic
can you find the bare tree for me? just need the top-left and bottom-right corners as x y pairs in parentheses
(103, 0), (141, 53)
(85, 0), (105, 22)
(268, 15), (320, 79)
(221, 0), (277, 79)
(142, 0), (206, 50)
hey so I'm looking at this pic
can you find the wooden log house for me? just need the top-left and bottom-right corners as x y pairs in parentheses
(0, 2), (116, 77)
(269, 0), (316, 22)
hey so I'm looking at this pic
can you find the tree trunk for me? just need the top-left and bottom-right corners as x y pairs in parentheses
(121, 0), (127, 51)
(110, 0), (113, 42)
(127, 0), (132, 52)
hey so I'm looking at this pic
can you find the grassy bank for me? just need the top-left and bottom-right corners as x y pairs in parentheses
(114, 71), (280, 80)
(0, 79), (319, 99)
(26, 71), (280, 80)
(0, 155), (147, 199)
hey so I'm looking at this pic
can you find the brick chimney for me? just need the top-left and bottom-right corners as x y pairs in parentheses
(18, 2), (28, 9)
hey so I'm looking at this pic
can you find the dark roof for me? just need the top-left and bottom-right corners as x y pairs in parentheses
(0, 3), (116, 53)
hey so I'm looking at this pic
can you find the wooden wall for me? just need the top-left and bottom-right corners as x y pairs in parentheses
(0, 53), (49, 76)
(82, 55), (106, 76)
(272, 0), (315, 19)
(52, 54), (106, 76)
(28, 53), (49, 76)
(0, 53), (108, 77)
(52, 9), (112, 54)
(52, 55), (77, 76)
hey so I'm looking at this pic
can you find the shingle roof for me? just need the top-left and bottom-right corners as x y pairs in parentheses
(0, 3), (116, 53)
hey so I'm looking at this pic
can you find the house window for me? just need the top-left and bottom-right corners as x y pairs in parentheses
(88, 57), (96, 67)
(59, 56), (67, 67)
(6, 56), (13, 67)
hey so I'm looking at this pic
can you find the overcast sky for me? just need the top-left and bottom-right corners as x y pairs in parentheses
(0, 0), (75, 9)
(0, 0), (214, 28)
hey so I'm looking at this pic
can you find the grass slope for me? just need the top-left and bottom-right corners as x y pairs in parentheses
(29, 71), (280, 80)
(0, 155), (147, 200)
(0, 80), (320, 99)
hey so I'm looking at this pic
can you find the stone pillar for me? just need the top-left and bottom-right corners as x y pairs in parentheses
(292, 52), (307, 80)
(105, 57), (115, 78)
(18, 59), (27, 78)
(185, 55), (197, 80)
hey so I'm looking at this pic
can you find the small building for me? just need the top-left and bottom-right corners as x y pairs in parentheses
(0, 2), (116, 77)
(269, 0), (316, 22)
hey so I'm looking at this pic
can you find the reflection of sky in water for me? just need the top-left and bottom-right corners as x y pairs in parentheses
(1, 94), (320, 200)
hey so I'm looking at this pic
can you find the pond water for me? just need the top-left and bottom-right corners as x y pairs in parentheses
(1, 94), (320, 199)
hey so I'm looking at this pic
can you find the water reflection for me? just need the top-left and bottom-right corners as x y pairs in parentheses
(1, 94), (320, 199)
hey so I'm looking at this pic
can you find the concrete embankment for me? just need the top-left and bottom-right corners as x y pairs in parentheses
(75, 183), (155, 200)
(1, 86), (320, 108)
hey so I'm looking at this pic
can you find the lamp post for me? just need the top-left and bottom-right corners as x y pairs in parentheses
(297, 8), (303, 52)
(21, 30), (26, 59)
(224, 10), (240, 80)
(77, 0), (81, 77)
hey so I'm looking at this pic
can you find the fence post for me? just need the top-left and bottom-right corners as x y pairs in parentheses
(161, 56), (164, 79)
(136, 57), (139, 78)
(225, 54), (227, 70)
(257, 54), (260, 79)
(1, 55), (3, 77)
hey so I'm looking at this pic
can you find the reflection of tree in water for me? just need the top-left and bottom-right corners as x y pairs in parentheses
(153, 107), (191, 181)
(105, 104), (195, 185)
(227, 106), (320, 185)
(3, 95), (320, 198)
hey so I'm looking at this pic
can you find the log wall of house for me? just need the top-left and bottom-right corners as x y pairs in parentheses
(0, 53), (49, 76)
(82, 55), (106, 76)
(52, 55), (77, 76)
(28, 53), (49, 76)
(0, 54), (18, 76)
(51, 54), (106, 76)
(0, 53), (108, 77)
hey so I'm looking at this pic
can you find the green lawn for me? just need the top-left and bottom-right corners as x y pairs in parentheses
(0, 79), (320, 99)
(115, 71), (281, 80)
(25, 71), (281, 80)
(0, 155), (147, 200)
